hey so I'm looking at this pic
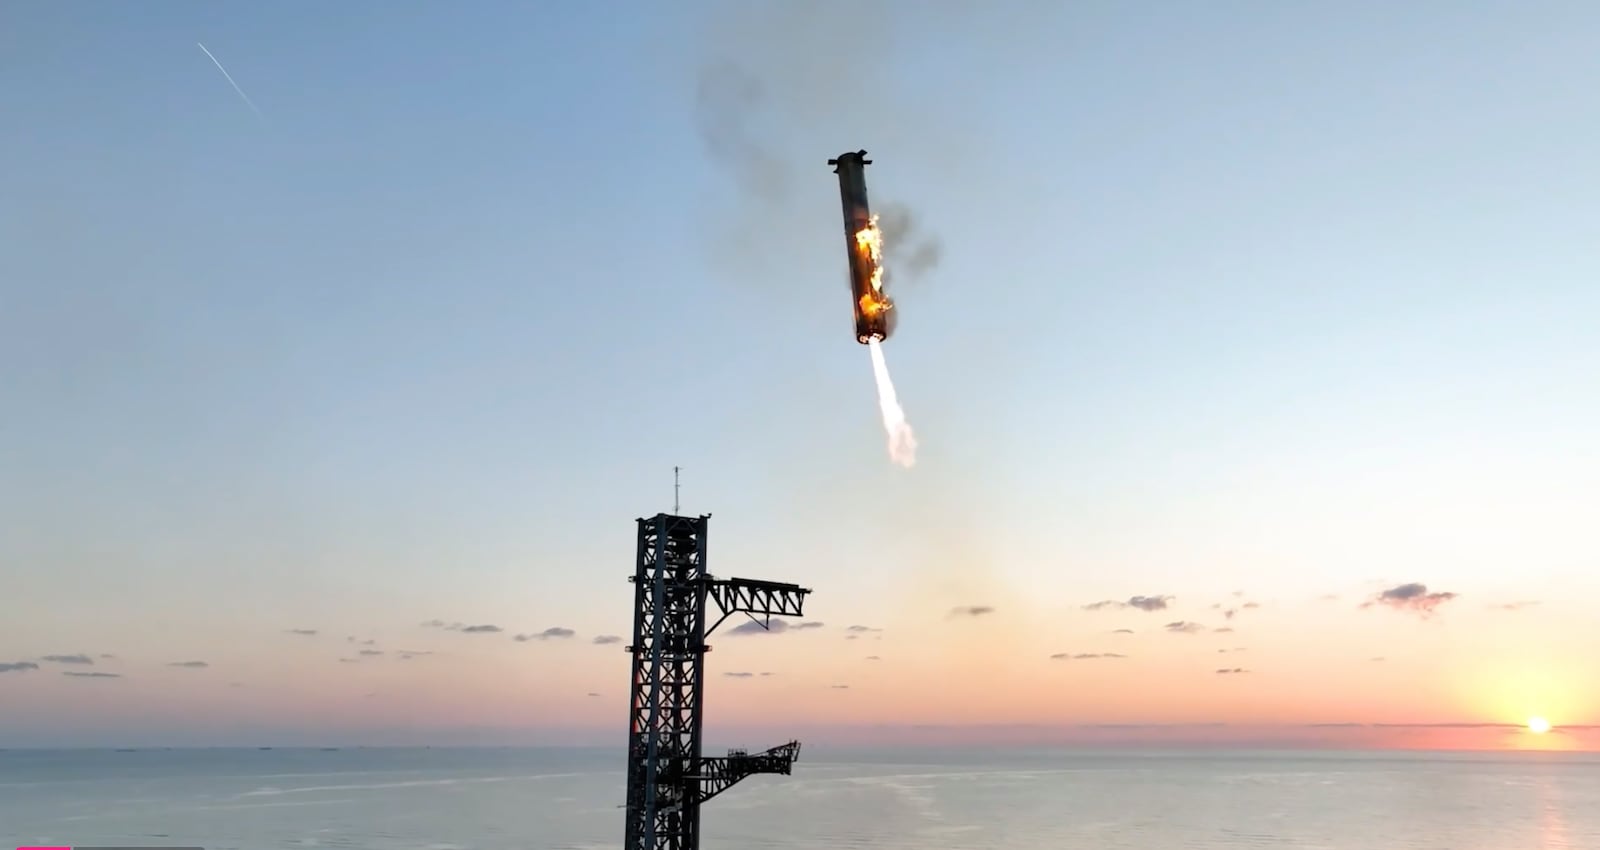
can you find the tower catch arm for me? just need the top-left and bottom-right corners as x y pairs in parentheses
(705, 578), (811, 636)
(691, 741), (802, 804)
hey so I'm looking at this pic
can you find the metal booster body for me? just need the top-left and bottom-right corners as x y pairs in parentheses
(829, 150), (896, 344)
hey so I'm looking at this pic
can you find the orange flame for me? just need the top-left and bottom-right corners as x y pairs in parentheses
(854, 214), (885, 292)
(853, 214), (893, 322)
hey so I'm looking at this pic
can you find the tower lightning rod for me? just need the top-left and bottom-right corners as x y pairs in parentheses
(674, 466), (681, 514)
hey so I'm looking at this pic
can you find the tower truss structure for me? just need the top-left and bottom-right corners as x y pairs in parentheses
(623, 512), (810, 850)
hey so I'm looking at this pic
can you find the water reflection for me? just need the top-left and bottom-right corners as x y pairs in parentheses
(1537, 769), (1569, 850)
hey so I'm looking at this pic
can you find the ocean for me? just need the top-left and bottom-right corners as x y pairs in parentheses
(2, 746), (1596, 849)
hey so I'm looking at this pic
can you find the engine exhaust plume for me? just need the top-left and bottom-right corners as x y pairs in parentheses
(866, 338), (916, 468)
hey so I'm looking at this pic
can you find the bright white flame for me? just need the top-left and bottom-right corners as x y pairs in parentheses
(866, 338), (916, 467)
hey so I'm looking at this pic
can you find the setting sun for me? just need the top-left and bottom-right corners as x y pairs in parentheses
(1528, 717), (1552, 734)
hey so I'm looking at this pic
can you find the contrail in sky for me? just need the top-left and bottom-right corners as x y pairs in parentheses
(196, 42), (264, 119)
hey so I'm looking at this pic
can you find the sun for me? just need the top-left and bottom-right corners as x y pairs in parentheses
(1527, 716), (1551, 734)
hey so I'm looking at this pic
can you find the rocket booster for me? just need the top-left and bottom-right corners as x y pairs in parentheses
(829, 149), (896, 344)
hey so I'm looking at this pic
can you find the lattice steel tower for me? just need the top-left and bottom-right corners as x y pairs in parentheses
(623, 512), (811, 850)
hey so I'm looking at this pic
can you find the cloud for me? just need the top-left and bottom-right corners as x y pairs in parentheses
(728, 619), (790, 636)
(830, 684), (850, 689)
(1216, 668), (1249, 675)
(99, 653), (117, 659)
(40, 654), (94, 665)
(1371, 656), (1387, 662)
(285, 629), (318, 636)
(1083, 595), (1173, 612)
(724, 671), (754, 678)
(1111, 629), (1135, 634)
(794, 621), (824, 630)
(338, 658), (360, 663)
(1164, 621), (1204, 634)
(358, 649), (384, 657)
(1217, 647), (1248, 654)
(1213, 600), (1262, 620)
(587, 692), (601, 697)
(1213, 627), (1235, 633)
(760, 671), (775, 677)
(63, 671), (121, 679)
(422, 620), (502, 633)
(167, 661), (208, 669)
(949, 605), (994, 617)
(1495, 601), (1540, 611)
(1362, 583), (1459, 616)
(346, 637), (376, 645)
(592, 635), (623, 645)
(397, 650), (431, 660)
(1049, 652), (1128, 660)
(0, 662), (40, 673)
(1319, 594), (1340, 602)
(865, 655), (881, 661)
(515, 627), (576, 642)
(846, 625), (881, 633)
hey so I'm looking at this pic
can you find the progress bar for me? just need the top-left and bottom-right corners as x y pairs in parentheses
(18, 846), (204, 849)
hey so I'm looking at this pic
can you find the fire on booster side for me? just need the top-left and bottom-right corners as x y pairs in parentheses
(828, 150), (895, 345)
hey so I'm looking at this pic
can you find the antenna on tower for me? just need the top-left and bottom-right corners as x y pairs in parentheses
(674, 466), (681, 514)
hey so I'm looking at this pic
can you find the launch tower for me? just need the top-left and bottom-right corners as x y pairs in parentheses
(623, 512), (811, 850)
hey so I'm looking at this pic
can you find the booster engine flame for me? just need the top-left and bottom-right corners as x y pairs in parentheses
(866, 338), (916, 467)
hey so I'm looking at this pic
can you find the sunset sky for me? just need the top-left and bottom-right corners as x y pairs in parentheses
(4, 1), (1598, 750)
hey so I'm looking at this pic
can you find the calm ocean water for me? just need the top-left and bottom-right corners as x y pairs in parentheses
(2, 746), (1596, 849)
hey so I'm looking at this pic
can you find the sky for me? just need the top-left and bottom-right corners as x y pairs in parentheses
(2, 0), (1598, 750)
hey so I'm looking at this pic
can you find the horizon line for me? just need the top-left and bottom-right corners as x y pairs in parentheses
(2, 743), (1596, 755)
(6, 721), (1595, 752)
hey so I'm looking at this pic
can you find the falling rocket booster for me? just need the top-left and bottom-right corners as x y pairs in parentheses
(829, 150), (896, 345)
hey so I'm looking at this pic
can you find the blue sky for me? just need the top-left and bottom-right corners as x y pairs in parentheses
(3, 1), (1598, 745)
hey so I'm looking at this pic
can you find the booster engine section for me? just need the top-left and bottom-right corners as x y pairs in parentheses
(829, 150), (896, 344)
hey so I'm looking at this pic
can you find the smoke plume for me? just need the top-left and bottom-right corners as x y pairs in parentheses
(873, 205), (942, 285)
(690, 5), (943, 288)
(694, 63), (790, 206)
